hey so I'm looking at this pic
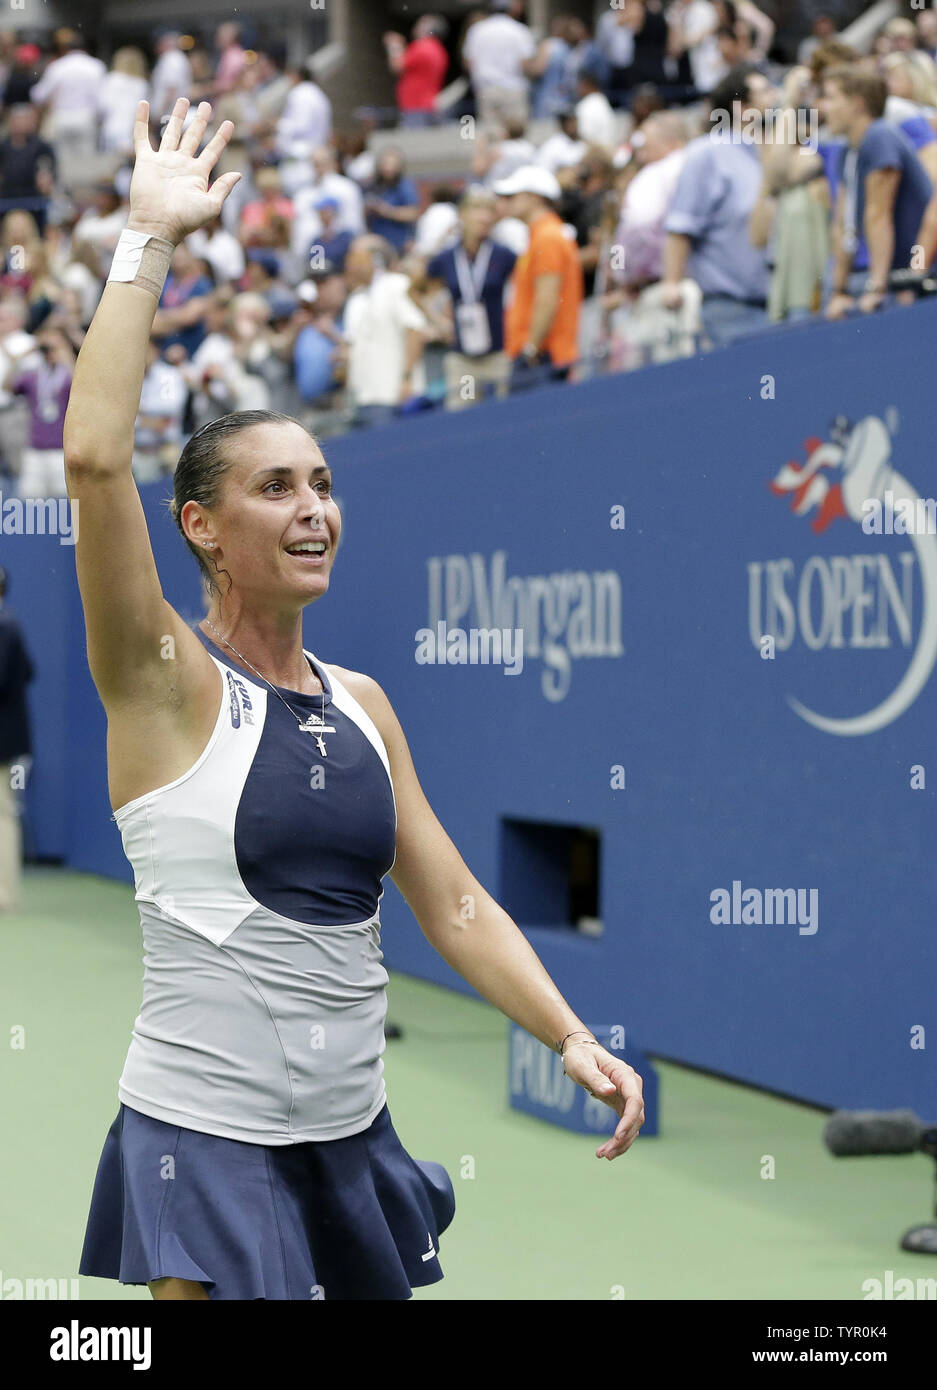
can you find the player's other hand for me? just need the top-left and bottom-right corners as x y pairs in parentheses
(561, 1041), (646, 1158)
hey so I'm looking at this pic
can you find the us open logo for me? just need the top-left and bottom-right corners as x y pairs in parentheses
(749, 412), (937, 736)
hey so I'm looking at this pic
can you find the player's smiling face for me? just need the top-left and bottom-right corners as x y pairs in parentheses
(209, 421), (342, 605)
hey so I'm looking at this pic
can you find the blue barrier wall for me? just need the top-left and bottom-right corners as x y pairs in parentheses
(10, 300), (937, 1114)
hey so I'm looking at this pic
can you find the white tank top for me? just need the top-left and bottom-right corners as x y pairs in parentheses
(112, 628), (398, 1145)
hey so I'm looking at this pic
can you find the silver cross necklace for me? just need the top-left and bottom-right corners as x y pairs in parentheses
(203, 619), (335, 756)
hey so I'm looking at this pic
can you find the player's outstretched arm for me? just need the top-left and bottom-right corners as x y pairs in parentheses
(355, 670), (647, 1159)
(63, 98), (240, 707)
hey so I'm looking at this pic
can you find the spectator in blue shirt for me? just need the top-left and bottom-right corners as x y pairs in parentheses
(563, 16), (610, 98)
(821, 66), (934, 319)
(813, 63), (937, 283)
(307, 196), (354, 273)
(293, 272), (348, 407)
(364, 148), (420, 255)
(426, 187), (517, 410)
(817, 107), (936, 280)
(662, 64), (771, 348)
(151, 242), (215, 360)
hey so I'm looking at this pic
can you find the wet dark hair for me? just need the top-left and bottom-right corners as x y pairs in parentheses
(166, 409), (312, 598)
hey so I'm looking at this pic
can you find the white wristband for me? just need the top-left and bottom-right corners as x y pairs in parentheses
(108, 228), (155, 282)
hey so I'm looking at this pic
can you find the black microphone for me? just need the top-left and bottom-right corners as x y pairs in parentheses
(823, 1109), (937, 1157)
(826, 1111), (937, 1255)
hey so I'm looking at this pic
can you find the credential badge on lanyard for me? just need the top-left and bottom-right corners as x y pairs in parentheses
(454, 241), (494, 357)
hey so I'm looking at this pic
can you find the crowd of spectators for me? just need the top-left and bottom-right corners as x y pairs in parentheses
(0, 7), (936, 497)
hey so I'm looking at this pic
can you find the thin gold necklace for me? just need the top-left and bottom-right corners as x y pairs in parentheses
(203, 618), (334, 757)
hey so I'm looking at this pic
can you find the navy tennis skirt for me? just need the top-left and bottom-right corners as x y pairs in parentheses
(79, 1101), (455, 1300)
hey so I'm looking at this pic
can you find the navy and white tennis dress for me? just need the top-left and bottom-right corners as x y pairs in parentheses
(79, 625), (455, 1300)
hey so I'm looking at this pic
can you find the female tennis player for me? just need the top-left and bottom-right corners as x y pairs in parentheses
(68, 98), (645, 1301)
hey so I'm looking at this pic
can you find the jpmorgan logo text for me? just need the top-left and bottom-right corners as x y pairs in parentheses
(425, 550), (624, 701)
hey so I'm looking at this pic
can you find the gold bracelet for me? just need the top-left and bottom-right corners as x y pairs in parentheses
(556, 1029), (596, 1053)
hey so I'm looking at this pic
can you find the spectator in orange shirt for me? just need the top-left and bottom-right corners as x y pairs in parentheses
(493, 164), (584, 389)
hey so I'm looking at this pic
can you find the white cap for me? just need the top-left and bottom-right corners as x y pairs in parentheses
(491, 165), (562, 201)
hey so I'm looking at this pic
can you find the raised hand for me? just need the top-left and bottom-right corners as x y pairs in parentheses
(127, 98), (242, 246)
